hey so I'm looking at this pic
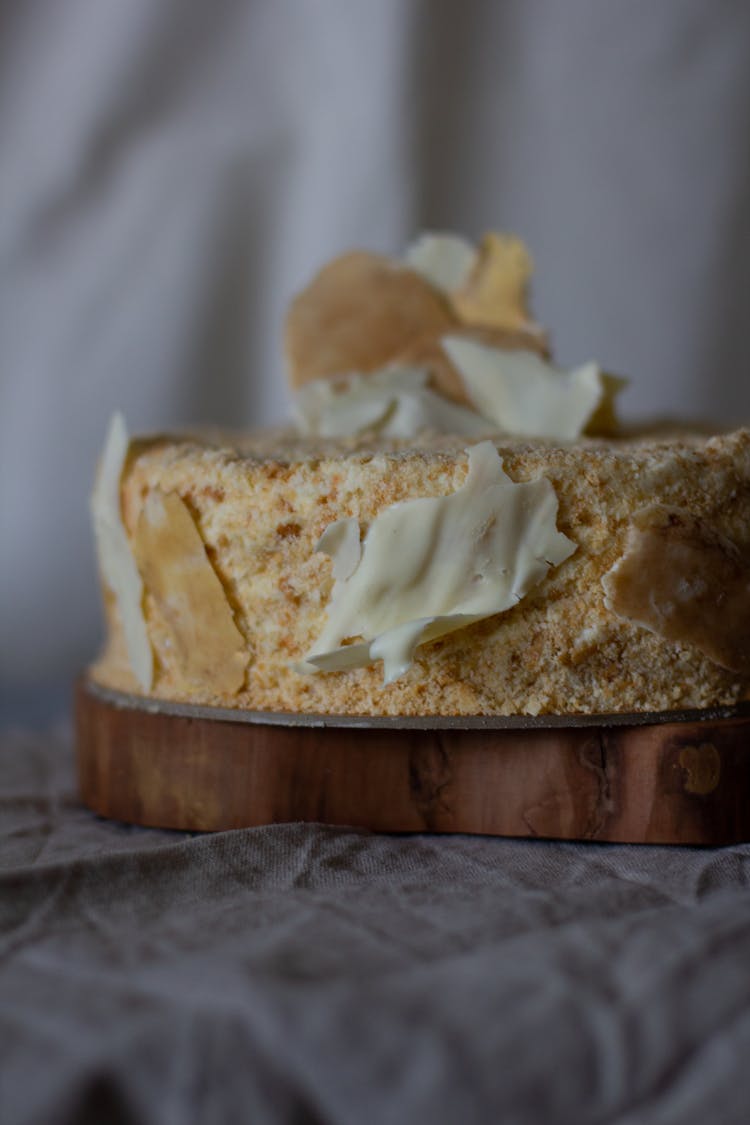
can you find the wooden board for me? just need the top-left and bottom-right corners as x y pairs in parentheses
(75, 678), (750, 845)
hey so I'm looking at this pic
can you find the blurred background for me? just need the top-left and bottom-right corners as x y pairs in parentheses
(2, 0), (749, 723)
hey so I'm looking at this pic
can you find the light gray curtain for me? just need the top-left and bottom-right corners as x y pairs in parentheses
(2, 0), (749, 704)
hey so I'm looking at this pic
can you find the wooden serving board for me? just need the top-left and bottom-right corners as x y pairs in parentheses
(75, 678), (750, 845)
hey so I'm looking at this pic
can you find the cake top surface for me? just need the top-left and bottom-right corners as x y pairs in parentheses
(131, 422), (747, 470)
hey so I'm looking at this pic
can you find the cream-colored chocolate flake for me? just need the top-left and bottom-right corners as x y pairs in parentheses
(442, 338), (606, 440)
(397, 324), (551, 406)
(451, 233), (537, 332)
(285, 251), (457, 389)
(316, 517), (361, 582)
(90, 413), (153, 690)
(293, 368), (491, 440)
(134, 488), (248, 693)
(404, 232), (477, 293)
(305, 441), (576, 684)
(602, 505), (750, 674)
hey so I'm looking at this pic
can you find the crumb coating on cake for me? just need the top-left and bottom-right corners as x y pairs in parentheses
(91, 427), (750, 716)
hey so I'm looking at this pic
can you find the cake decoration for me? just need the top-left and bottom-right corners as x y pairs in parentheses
(392, 322), (550, 406)
(285, 250), (456, 389)
(404, 232), (478, 294)
(315, 516), (362, 582)
(602, 504), (750, 675)
(293, 366), (491, 439)
(133, 488), (248, 693)
(406, 231), (540, 335)
(90, 413), (152, 691)
(448, 232), (537, 333)
(287, 230), (624, 441)
(285, 232), (550, 408)
(441, 338), (606, 440)
(304, 440), (576, 684)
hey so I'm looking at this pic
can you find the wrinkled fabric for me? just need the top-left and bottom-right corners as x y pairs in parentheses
(2, 727), (750, 1125)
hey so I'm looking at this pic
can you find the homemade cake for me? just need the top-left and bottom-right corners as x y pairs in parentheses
(89, 233), (750, 718)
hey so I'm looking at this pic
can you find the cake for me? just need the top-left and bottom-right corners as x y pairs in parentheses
(89, 233), (750, 718)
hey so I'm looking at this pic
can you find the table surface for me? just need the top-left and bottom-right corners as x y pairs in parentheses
(2, 723), (750, 1125)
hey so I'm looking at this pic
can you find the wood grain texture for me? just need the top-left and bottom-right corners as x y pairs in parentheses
(75, 679), (750, 844)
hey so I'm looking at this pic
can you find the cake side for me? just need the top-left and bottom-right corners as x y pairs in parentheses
(90, 427), (750, 717)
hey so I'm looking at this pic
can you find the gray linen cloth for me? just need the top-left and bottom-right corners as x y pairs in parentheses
(2, 725), (750, 1125)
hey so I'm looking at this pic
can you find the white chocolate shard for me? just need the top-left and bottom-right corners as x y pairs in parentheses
(404, 232), (477, 294)
(396, 323), (551, 406)
(90, 413), (153, 690)
(316, 518), (362, 582)
(292, 367), (492, 440)
(305, 441), (576, 684)
(442, 338), (607, 440)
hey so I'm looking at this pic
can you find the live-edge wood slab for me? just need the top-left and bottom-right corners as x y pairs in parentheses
(75, 678), (750, 845)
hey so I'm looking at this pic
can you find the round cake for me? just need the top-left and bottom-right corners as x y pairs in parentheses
(89, 424), (750, 717)
(88, 233), (750, 718)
